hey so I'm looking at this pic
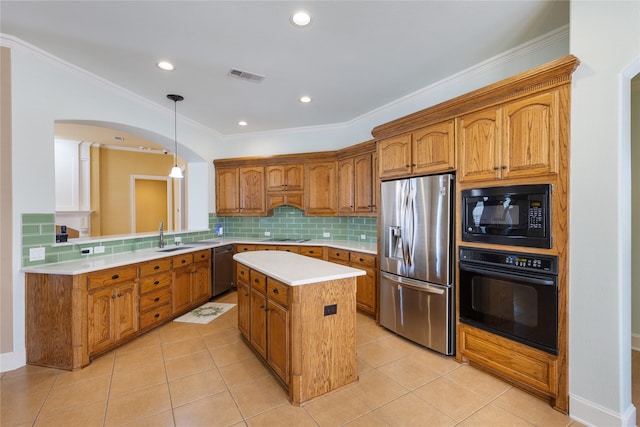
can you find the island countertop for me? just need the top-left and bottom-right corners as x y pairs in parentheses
(233, 250), (365, 286)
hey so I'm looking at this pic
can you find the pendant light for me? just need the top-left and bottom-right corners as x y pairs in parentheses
(167, 94), (184, 178)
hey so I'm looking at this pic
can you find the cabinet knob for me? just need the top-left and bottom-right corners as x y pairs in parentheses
(154, 297), (160, 302)
(181, 259), (186, 264)
(111, 294), (116, 299)
(154, 280), (160, 285)
(412, 163), (416, 167)
(501, 165), (507, 169)
(359, 258), (364, 262)
(111, 274), (119, 280)
(240, 271), (245, 276)
(153, 265), (160, 270)
(493, 166), (500, 170)
(154, 313), (160, 318)
(254, 278), (260, 283)
(244, 293), (249, 297)
(273, 288), (279, 294)
(117, 293), (122, 298)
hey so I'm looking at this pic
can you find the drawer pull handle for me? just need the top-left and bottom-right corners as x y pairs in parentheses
(154, 313), (160, 318)
(111, 274), (119, 280)
(154, 297), (160, 302)
(309, 250), (315, 254)
(359, 258), (364, 262)
(154, 280), (160, 285)
(273, 288), (279, 294)
(244, 293), (249, 297)
(240, 271), (245, 276)
(111, 294), (117, 299)
(254, 278), (260, 283)
(181, 259), (186, 264)
(154, 265), (160, 270)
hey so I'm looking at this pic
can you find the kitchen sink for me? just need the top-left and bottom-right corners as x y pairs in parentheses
(157, 246), (193, 252)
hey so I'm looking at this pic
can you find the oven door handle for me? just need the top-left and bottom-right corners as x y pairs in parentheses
(459, 263), (556, 286)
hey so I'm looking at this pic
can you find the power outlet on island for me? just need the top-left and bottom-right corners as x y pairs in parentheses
(323, 304), (337, 316)
(29, 247), (45, 261)
(323, 232), (331, 238)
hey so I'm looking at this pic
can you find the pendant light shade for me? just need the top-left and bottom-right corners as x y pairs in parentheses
(167, 94), (184, 178)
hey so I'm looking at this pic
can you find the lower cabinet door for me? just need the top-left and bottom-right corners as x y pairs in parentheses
(267, 300), (289, 384)
(115, 282), (139, 341)
(88, 287), (116, 354)
(237, 281), (250, 339)
(250, 288), (267, 358)
(172, 266), (192, 315)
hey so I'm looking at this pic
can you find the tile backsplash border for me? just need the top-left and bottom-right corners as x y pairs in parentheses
(22, 207), (377, 267)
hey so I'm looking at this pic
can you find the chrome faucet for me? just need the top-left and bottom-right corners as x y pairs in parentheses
(159, 221), (165, 248)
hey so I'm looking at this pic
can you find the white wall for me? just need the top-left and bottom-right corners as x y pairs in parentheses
(569, 2), (640, 426)
(632, 79), (640, 347)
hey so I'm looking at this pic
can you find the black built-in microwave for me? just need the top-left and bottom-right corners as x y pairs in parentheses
(461, 184), (551, 249)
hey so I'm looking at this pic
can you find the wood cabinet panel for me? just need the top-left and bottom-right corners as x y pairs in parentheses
(266, 164), (304, 192)
(457, 108), (501, 182)
(353, 153), (375, 214)
(412, 120), (455, 175)
(139, 272), (171, 294)
(250, 287), (267, 358)
(378, 134), (412, 179)
(215, 167), (240, 214)
(139, 258), (172, 276)
(87, 266), (137, 291)
(502, 90), (559, 179)
(237, 281), (250, 339)
(139, 287), (171, 312)
(139, 304), (172, 330)
(337, 158), (355, 215)
(267, 278), (290, 307)
(172, 264), (192, 315)
(267, 299), (289, 384)
(299, 246), (323, 258)
(88, 280), (138, 355)
(305, 161), (337, 216)
(239, 166), (266, 215)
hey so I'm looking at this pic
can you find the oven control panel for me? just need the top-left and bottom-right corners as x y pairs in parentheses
(459, 247), (557, 274)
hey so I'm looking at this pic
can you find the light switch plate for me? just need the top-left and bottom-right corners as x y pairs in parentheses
(323, 232), (330, 238)
(94, 246), (105, 254)
(264, 231), (271, 236)
(29, 247), (45, 261)
(360, 234), (366, 240)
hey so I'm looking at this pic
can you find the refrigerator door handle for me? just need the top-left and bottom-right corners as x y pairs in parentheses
(381, 272), (446, 295)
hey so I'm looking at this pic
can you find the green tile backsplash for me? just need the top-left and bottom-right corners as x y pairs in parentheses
(22, 209), (377, 267)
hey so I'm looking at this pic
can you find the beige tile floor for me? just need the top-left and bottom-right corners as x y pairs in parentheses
(2, 290), (586, 427)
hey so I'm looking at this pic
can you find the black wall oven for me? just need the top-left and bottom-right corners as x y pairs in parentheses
(461, 184), (551, 249)
(458, 247), (558, 355)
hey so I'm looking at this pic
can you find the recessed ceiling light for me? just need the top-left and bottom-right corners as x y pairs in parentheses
(291, 11), (311, 27)
(238, 121), (248, 126)
(157, 61), (175, 71)
(299, 96), (312, 103)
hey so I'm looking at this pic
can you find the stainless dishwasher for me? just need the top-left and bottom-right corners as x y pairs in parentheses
(212, 245), (234, 298)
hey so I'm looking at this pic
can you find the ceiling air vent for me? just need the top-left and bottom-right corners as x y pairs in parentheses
(227, 68), (266, 83)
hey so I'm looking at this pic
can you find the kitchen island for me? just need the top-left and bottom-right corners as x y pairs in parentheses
(233, 250), (365, 405)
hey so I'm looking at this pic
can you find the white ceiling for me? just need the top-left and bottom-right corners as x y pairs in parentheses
(1, 1), (569, 137)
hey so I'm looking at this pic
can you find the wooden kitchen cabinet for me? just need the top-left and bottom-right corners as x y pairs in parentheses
(236, 267), (251, 339)
(87, 266), (139, 355)
(138, 258), (172, 331)
(337, 149), (377, 216)
(266, 278), (290, 385)
(249, 269), (268, 358)
(327, 249), (377, 315)
(305, 161), (337, 215)
(266, 164), (304, 192)
(378, 120), (455, 179)
(457, 90), (560, 183)
(215, 166), (266, 215)
(172, 250), (211, 316)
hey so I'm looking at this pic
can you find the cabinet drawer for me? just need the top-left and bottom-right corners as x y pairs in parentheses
(278, 245), (300, 254)
(88, 266), (138, 290)
(140, 288), (172, 312)
(139, 272), (172, 294)
(193, 249), (211, 262)
(267, 278), (290, 307)
(140, 303), (172, 330)
(250, 270), (267, 293)
(255, 244), (277, 251)
(350, 252), (376, 268)
(327, 248), (350, 264)
(237, 264), (250, 284)
(299, 246), (323, 258)
(173, 253), (193, 267)
(236, 244), (255, 252)
(139, 258), (172, 276)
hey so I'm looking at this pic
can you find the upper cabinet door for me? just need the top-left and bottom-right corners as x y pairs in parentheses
(378, 134), (412, 179)
(337, 158), (355, 215)
(265, 164), (304, 192)
(502, 90), (559, 180)
(239, 166), (266, 215)
(215, 167), (240, 214)
(457, 107), (502, 183)
(305, 161), (337, 216)
(412, 120), (455, 175)
(353, 153), (374, 214)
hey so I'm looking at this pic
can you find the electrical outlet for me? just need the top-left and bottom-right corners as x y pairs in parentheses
(94, 246), (105, 254)
(360, 234), (366, 240)
(323, 232), (331, 238)
(175, 237), (182, 244)
(29, 247), (45, 261)
(80, 247), (93, 255)
(264, 231), (271, 236)
(219, 227), (224, 235)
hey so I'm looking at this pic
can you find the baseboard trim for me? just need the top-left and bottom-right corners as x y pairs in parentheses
(570, 393), (636, 427)
(632, 333), (640, 351)
(0, 349), (26, 373)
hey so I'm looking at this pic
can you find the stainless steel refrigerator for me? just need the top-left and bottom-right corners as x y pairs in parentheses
(379, 174), (455, 355)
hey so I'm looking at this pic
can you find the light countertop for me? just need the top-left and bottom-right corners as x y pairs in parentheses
(21, 238), (377, 275)
(234, 251), (365, 286)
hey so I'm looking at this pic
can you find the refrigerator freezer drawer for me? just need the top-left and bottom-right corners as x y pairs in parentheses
(379, 273), (454, 355)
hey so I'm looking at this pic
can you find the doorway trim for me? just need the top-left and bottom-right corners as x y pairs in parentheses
(130, 174), (173, 233)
